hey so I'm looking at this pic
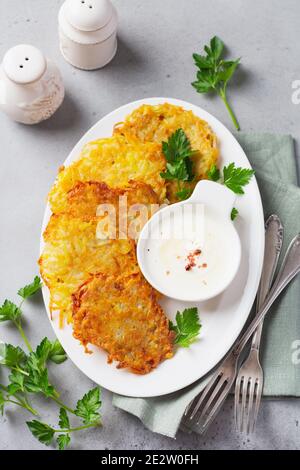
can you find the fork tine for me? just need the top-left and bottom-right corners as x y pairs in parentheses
(249, 379), (263, 433)
(240, 377), (249, 433)
(245, 379), (256, 434)
(183, 399), (194, 416)
(187, 371), (223, 420)
(196, 379), (233, 433)
(193, 375), (228, 424)
(234, 374), (243, 432)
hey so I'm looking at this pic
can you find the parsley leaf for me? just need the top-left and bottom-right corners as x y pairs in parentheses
(75, 387), (102, 425)
(206, 162), (254, 219)
(7, 370), (26, 394)
(161, 129), (195, 164)
(58, 407), (70, 429)
(34, 338), (53, 367)
(207, 164), (221, 182)
(25, 367), (57, 399)
(0, 390), (5, 415)
(26, 420), (55, 446)
(160, 129), (196, 200)
(18, 276), (42, 300)
(0, 300), (22, 323)
(0, 343), (27, 368)
(169, 308), (201, 348)
(192, 36), (241, 130)
(231, 207), (239, 221)
(34, 338), (67, 367)
(48, 340), (67, 365)
(176, 187), (193, 201)
(57, 433), (71, 451)
(223, 163), (255, 194)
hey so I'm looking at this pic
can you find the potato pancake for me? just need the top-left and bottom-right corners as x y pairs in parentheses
(56, 180), (159, 237)
(72, 272), (174, 374)
(40, 214), (139, 325)
(114, 103), (219, 202)
(65, 180), (159, 220)
(40, 181), (159, 324)
(49, 135), (167, 213)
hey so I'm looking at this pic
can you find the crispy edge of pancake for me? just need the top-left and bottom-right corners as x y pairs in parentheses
(72, 272), (174, 374)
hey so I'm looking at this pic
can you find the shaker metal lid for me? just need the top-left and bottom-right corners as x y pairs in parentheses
(65, 0), (113, 32)
(3, 44), (46, 84)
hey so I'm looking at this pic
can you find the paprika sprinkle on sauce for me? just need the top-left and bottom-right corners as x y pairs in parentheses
(185, 249), (201, 271)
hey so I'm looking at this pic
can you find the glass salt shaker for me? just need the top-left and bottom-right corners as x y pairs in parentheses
(58, 0), (118, 70)
(0, 44), (65, 125)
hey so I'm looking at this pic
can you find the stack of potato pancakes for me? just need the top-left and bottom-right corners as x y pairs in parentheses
(39, 103), (218, 374)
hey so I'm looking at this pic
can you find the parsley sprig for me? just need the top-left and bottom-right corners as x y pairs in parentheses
(160, 128), (196, 200)
(207, 162), (255, 220)
(27, 388), (101, 450)
(192, 36), (241, 130)
(0, 276), (102, 450)
(169, 308), (201, 348)
(208, 162), (254, 194)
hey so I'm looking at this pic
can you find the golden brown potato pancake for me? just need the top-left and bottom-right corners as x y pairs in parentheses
(39, 214), (139, 325)
(49, 135), (167, 213)
(72, 272), (174, 374)
(40, 181), (159, 325)
(114, 103), (219, 202)
(64, 180), (159, 221)
(55, 180), (160, 240)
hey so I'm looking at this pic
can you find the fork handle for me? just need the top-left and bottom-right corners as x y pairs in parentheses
(234, 233), (300, 357)
(251, 215), (283, 351)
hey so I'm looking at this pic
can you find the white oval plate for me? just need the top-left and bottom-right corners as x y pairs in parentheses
(40, 97), (264, 397)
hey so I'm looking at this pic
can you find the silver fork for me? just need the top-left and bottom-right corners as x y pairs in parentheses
(234, 214), (283, 434)
(183, 233), (300, 434)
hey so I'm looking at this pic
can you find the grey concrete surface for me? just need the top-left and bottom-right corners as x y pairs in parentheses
(0, 0), (300, 450)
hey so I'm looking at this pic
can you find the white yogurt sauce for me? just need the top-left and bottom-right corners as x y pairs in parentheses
(141, 205), (241, 301)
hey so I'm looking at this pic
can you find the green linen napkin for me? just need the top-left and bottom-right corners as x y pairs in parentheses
(113, 134), (300, 438)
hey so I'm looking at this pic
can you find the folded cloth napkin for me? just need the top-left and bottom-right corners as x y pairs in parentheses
(113, 134), (300, 438)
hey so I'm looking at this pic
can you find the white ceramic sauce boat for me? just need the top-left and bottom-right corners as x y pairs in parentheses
(137, 180), (242, 302)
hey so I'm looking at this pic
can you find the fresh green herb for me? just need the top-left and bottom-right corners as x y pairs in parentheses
(27, 412), (100, 450)
(231, 207), (239, 221)
(207, 162), (254, 194)
(0, 276), (102, 450)
(223, 163), (255, 194)
(176, 187), (193, 200)
(0, 390), (5, 415)
(74, 387), (102, 425)
(34, 337), (67, 366)
(0, 298), (31, 351)
(207, 163), (220, 182)
(0, 343), (27, 370)
(17, 276), (42, 300)
(57, 433), (71, 451)
(59, 407), (70, 429)
(192, 36), (241, 130)
(26, 420), (55, 446)
(0, 300), (22, 323)
(27, 389), (101, 450)
(169, 308), (201, 348)
(160, 128), (196, 200)
(48, 339), (67, 365)
(207, 162), (254, 219)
